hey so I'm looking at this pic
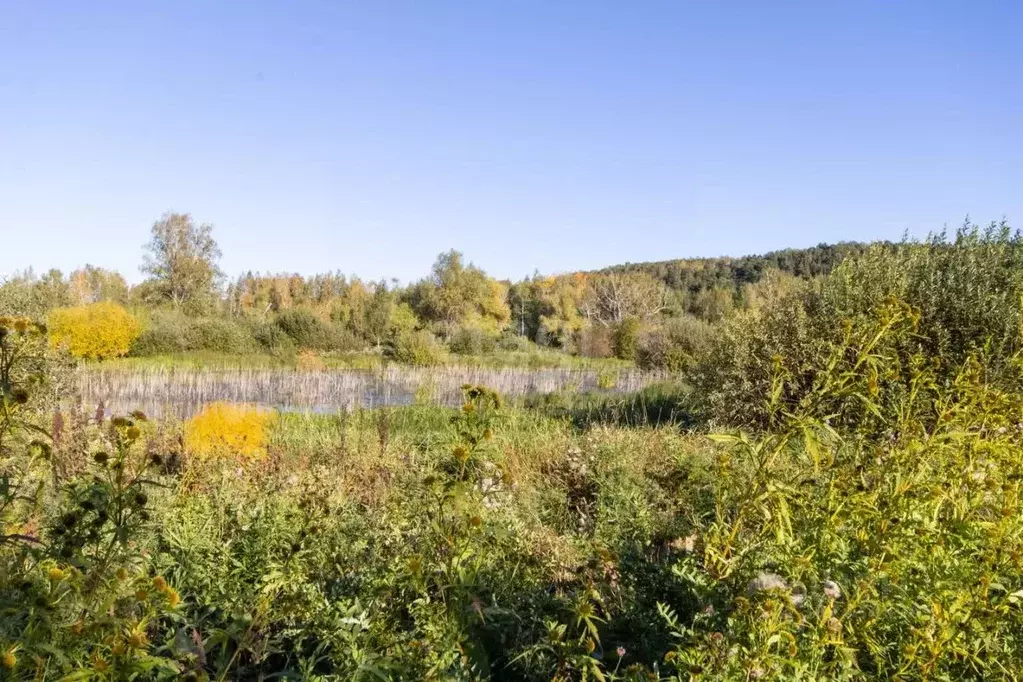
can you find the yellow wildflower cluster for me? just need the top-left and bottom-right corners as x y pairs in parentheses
(184, 402), (276, 461)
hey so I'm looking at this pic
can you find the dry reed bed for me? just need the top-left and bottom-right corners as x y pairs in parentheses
(75, 366), (668, 418)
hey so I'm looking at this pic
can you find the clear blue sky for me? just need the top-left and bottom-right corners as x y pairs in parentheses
(1, 1), (1020, 283)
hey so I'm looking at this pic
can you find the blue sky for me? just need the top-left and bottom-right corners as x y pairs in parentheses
(1, 1), (1020, 283)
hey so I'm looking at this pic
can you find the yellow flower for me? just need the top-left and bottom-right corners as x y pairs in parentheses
(91, 654), (109, 672)
(483, 429), (493, 441)
(1, 648), (16, 669)
(13, 319), (28, 333)
(127, 631), (148, 649)
(126, 426), (141, 441)
(111, 642), (125, 656)
(165, 587), (181, 607)
(48, 567), (66, 582)
(135, 589), (148, 601)
(453, 445), (470, 463)
(115, 567), (128, 581)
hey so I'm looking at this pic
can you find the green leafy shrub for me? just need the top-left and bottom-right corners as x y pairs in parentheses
(275, 308), (357, 351)
(252, 321), (296, 356)
(612, 317), (641, 361)
(130, 311), (189, 355)
(656, 299), (1023, 680)
(448, 326), (498, 355)
(637, 315), (715, 372)
(182, 317), (259, 354)
(387, 329), (448, 366)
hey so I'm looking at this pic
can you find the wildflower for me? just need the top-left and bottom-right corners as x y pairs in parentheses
(93, 451), (109, 465)
(483, 428), (494, 441)
(823, 580), (842, 600)
(461, 403), (475, 414)
(616, 646), (626, 658)
(453, 445), (470, 463)
(71, 621), (84, 636)
(702, 604), (715, 616)
(135, 589), (148, 601)
(127, 631), (148, 649)
(111, 641), (125, 656)
(152, 575), (167, 591)
(47, 567), (66, 582)
(13, 318), (28, 333)
(126, 426), (141, 441)
(1, 648), (16, 670)
(134, 493), (148, 507)
(11, 388), (29, 404)
(165, 587), (181, 607)
(469, 515), (483, 528)
(91, 654), (109, 672)
(116, 567), (129, 581)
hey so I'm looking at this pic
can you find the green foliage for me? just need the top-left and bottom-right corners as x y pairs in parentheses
(449, 326), (498, 356)
(387, 329), (448, 366)
(407, 250), (512, 336)
(0, 270), (70, 320)
(826, 221), (1023, 374)
(275, 308), (357, 352)
(140, 212), (223, 315)
(636, 315), (714, 372)
(132, 312), (259, 356)
(657, 300), (1023, 680)
(1, 318), (180, 679)
(611, 318), (641, 361)
(251, 321), (297, 356)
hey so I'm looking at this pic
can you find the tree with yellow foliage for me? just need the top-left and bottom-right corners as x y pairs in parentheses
(48, 302), (140, 360)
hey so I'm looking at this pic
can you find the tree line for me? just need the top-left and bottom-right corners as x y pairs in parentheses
(1, 211), (874, 364)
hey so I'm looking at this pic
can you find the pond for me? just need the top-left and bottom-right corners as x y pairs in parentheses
(73, 366), (668, 419)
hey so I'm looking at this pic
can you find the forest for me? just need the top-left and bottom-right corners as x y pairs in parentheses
(2, 215), (1023, 680)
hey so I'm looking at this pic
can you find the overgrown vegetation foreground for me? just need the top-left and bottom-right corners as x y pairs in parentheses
(5, 227), (1023, 680)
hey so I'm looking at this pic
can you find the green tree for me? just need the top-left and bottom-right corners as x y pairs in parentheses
(408, 250), (510, 336)
(140, 212), (223, 314)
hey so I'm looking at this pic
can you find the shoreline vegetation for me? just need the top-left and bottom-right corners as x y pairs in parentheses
(4, 222), (1023, 679)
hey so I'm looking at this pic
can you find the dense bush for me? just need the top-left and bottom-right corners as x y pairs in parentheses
(130, 311), (189, 355)
(131, 313), (258, 356)
(275, 308), (357, 352)
(47, 302), (140, 360)
(825, 221), (1023, 375)
(386, 329), (448, 366)
(612, 317), (641, 360)
(251, 320), (296, 355)
(637, 315), (715, 372)
(577, 324), (613, 358)
(182, 316), (258, 354)
(448, 326), (498, 355)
